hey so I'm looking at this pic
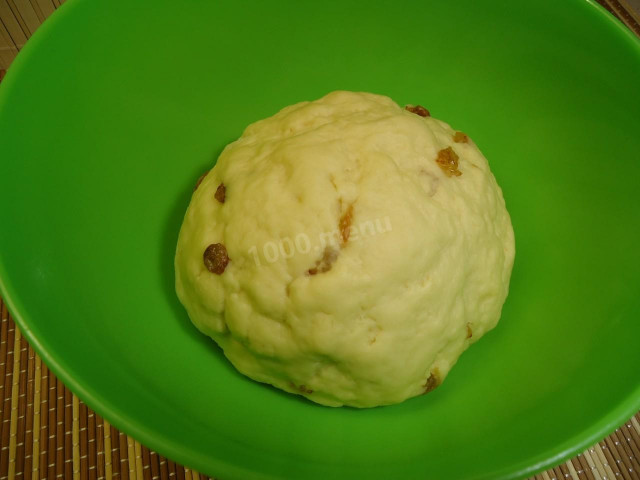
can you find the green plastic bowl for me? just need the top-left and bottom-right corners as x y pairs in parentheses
(1, 1), (639, 479)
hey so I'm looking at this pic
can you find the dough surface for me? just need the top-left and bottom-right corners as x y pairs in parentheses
(175, 91), (515, 407)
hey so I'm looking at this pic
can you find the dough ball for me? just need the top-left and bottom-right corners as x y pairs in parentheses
(175, 91), (515, 407)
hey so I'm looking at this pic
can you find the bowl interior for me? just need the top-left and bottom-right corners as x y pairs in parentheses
(1, 1), (639, 479)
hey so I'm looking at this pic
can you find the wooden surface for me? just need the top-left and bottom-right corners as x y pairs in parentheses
(0, 300), (211, 480)
(1, 1), (639, 479)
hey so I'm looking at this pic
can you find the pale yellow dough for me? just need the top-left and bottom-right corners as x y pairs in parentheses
(175, 91), (515, 407)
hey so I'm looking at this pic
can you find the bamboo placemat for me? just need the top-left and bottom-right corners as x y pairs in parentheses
(1, 1), (640, 479)
(0, 299), (210, 480)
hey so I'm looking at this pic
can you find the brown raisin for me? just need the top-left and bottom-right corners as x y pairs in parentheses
(435, 147), (462, 177)
(203, 243), (229, 274)
(215, 183), (226, 203)
(289, 382), (313, 394)
(423, 375), (437, 393)
(422, 368), (440, 393)
(453, 131), (469, 143)
(466, 323), (473, 339)
(405, 104), (430, 117)
(339, 204), (354, 244)
(194, 170), (209, 191)
(308, 247), (338, 275)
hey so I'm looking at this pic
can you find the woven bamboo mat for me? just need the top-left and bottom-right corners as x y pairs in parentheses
(1, 1), (640, 479)
(0, 298), (211, 480)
